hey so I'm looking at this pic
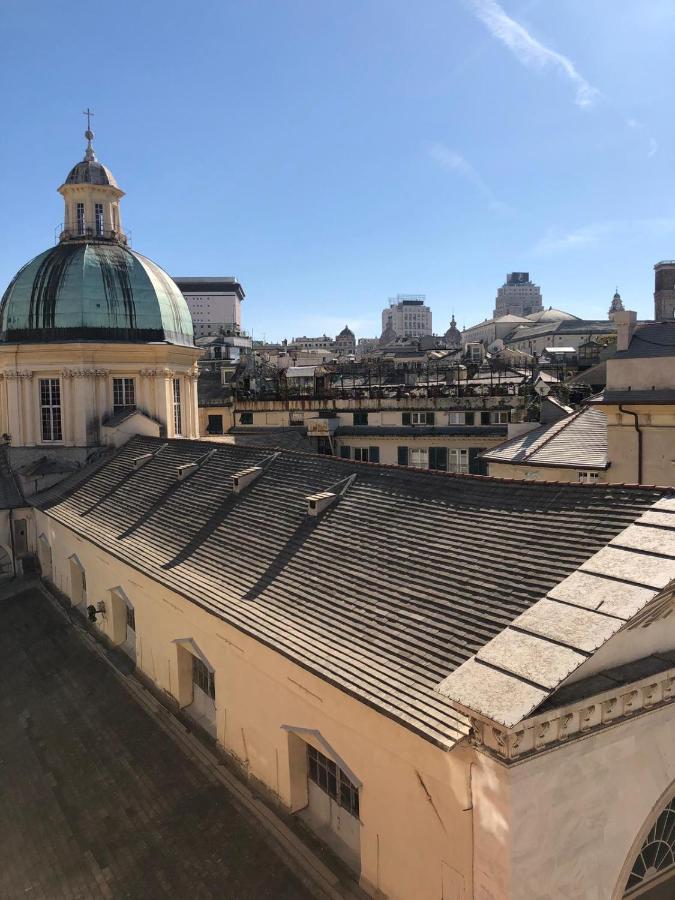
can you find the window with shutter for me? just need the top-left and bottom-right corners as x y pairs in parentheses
(429, 447), (447, 471)
(368, 446), (380, 463)
(353, 411), (368, 426)
(465, 412), (475, 425)
(340, 445), (350, 459)
(480, 411), (491, 425)
(426, 412), (435, 425)
(397, 446), (409, 466)
(402, 412), (411, 426)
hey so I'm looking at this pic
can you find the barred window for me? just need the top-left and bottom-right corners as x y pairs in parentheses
(172, 378), (182, 435)
(307, 745), (359, 818)
(126, 605), (136, 633)
(113, 378), (135, 412)
(40, 379), (62, 442)
(192, 654), (215, 700)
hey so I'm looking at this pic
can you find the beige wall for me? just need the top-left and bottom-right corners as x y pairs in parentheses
(338, 435), (503, 468)
(0, 342), (201, 447)
(486, 462), (606, 483)
(35, 511), (475, 900)
(603, 406), (675, 486)
(491, 703), (675, 900)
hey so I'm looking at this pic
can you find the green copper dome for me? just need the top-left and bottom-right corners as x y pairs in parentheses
(0, 242), (194, 345)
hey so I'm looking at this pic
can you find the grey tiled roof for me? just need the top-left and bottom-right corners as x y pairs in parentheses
(0, 447), (23, 508)
(481, 407), (608, 470)
(439, 497), (675, 727)
(35, 437), (665, 748)
(227, 428), (315, 453)
(614, 322), (675, 359)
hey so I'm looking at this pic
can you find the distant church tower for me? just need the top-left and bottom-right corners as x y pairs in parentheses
(608, 288), (624, 320)
(654, 261), (675, 320)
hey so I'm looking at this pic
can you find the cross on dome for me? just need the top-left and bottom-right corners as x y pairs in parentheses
(83, 107), (96, 161)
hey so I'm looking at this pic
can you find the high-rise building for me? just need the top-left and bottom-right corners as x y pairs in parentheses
(381, 295), (432, 339)
(174, 277), (245, 339)
(654, 262), (675, 320)
(493, 272), (543, 318)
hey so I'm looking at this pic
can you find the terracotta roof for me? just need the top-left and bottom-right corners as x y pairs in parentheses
(481, 407), (608, 469)
(35, 437), (666, 748)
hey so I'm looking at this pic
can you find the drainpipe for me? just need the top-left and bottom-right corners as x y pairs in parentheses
(619, 405), (642, 484)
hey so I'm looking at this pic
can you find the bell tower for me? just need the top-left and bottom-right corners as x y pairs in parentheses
(57, 110), (126, 244)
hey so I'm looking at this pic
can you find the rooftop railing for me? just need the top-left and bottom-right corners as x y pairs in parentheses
(55, 223), (131, 245)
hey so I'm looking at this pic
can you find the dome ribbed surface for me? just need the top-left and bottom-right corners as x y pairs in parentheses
(0, 242), (194, 346)
(65, 160), (118, 187)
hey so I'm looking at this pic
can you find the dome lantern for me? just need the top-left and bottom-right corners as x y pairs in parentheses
(57, 110), (127, 244)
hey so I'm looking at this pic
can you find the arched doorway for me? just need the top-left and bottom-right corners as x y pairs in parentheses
(623, 795), (675, 898)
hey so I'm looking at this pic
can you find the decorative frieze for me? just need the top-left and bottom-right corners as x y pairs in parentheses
(60, 368), (110, 378)
(471, 665), (675, 764)
(140, 367), (175, 378)
(0, 369), (33, 379)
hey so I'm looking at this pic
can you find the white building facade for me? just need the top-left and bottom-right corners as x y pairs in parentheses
(175, 277), (245, 339)
(382, 295), (432, 338)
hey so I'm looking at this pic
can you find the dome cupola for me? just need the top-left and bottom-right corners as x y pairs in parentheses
(57, 110), (126, 244)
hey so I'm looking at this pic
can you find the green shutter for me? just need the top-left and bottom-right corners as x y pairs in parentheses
(340, 445), (350, 459)
(481, 411), (491, 425)
(469, 448), (487, 475)
(397, 446), (409, 466)
(402, 412), (411, 426)
(429, 447), (447, 471)
(465, 412), (475, 425)
(369, 446), (380, 463)
(426, 412), (435, 425)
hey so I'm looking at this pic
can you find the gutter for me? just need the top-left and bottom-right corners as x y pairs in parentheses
(619, 405), (642, 484)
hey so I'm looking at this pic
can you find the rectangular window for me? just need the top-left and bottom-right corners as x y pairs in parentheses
(429, 447), (448, 471)
(94, 203), (104, 236)
(339, 445), (351, 459)
(578, 471), (600, 483)
(192, 655), (215, 701)
(172, 378), (182, 435)
(239, 411), (253, 425)
(39, 378), (62, 442)
(353, 411), (368, 426)
(289, 410), (304, 426)
(307, 745), (359, 819)
(448, 412), (465, 425)
(113, 378), (135, 412)
(448, 449), (470, 474)
(354, 447), (369, 462)
(397, 446), (409, 466)
(409, 448), (428, 469)
(76, 202), (85, 235)
(491, 410), (510, 424)
(409, 411), (434, 426)
(126, 605), (136, 633)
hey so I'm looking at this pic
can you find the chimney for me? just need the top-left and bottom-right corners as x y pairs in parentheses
(232, 466), (262, 493)
(306, 491), (337, 517)
(615, 310), (637, 352)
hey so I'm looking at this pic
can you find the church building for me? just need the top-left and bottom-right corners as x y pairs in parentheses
(0, 123), (200, 494)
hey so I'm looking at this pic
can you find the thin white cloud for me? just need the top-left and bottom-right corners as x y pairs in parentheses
(428, 142), (506, 210)
(534, 217), (675, 255)
(648, 137), (658, 158)
(466, 0), (600, 108)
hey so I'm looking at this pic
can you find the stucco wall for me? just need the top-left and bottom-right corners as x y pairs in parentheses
(34, 511), (474, 900)
(502, 704), (675, 900)
(486, 462), (604, 483)
(606, 420), (675, 486)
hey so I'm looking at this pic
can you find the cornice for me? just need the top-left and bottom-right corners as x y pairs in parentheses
(468, 664), (675, 765)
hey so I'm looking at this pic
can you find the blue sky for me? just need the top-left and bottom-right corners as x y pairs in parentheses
(1, 0), (674, 340)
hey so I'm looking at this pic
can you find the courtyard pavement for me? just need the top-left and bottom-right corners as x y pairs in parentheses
(0, 584), (316, 899)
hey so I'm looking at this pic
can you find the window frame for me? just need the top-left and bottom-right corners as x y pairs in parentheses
(448, 448), (470, 474)
(191, 654), (215, 701)
(307, 745), (359, 819)
(409, 448), (429, 469)
(94, 202), (104, 236)
(353, 410), (369, 426)
(172, 377), (182, 436)
(578, 470), (600, 483)
(112, 377), (136, 413)
(353, 447), (369, 462)
(39, 378), (63, 443)
(239, 411), (253, 425)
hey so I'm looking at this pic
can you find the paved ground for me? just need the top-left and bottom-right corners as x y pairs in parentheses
(0, 585), (315, 899)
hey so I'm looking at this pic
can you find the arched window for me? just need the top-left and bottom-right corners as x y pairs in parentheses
(625, 796), (675, 896)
